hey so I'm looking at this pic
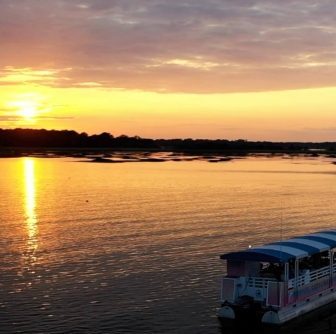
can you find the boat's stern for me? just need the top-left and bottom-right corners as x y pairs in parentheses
(218, 276), (260, 321)
(218, 274), (286, 323)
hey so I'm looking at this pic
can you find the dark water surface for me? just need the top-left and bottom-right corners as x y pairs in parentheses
(1, 155), (336, 333)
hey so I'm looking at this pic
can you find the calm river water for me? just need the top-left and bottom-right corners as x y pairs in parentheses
(1, 154), (336, 333)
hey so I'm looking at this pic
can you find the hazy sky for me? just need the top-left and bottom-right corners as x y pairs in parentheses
(1, 0), (336, 141)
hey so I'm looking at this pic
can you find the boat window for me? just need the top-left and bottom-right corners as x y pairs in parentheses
(297, 252), (331, 271)
(260, 262), (283, 280)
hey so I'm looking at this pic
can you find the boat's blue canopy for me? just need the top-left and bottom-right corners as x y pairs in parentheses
(220, 230), (336, 263)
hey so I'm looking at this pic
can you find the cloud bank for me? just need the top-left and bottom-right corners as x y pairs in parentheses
(1, 0), (336, 93)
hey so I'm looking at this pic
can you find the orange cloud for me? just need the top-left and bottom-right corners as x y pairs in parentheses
(0, 0), (335, 93)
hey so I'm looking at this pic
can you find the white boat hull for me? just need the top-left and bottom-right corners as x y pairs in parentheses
(263, 287), (336, 325)
(218, 286), (336, 325)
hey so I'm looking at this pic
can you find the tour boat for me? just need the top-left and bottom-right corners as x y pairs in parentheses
(218, 229), (336, 325)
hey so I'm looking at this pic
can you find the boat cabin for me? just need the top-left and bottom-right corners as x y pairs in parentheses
(219, 230), (336, 324)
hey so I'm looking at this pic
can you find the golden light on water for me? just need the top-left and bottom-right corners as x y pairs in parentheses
(23, 158), (39, 271)
(24, 159), (37, 236)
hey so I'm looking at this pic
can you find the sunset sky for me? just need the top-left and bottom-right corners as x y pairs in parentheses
(1, 0), (336, 141)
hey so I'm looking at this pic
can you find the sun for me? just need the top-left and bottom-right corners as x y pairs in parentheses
(16, 101), (38, 119)
(9, 100), (39, 120)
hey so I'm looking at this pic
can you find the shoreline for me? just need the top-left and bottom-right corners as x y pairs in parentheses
(1, 148), (336, 164)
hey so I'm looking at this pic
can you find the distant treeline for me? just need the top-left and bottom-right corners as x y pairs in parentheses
(1, 128), (336, 152)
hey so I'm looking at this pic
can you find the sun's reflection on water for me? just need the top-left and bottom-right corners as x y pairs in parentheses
(22, 158), (39, 276)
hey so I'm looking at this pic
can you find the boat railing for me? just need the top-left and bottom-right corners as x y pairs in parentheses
(223, 263), (336, 303)
(288, 265), (332, 288)
(333, 263), (336, 274)
(248, 277), (276, 301)
(248, 277), (276, 289)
